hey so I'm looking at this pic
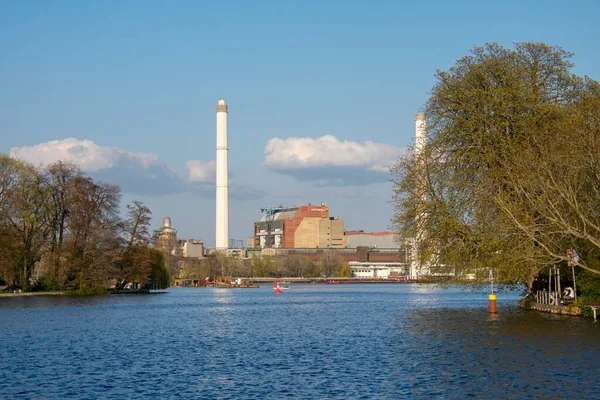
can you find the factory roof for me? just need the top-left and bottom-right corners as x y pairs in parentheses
(259, 203), (331, 222)
(272, 210), (298, 220)
(259, 207), (299, 222)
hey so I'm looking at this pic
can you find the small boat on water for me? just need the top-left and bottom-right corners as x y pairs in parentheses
(327, 280), (340, 284)
(273, 280), (283, 294)
(280, 285), (290, 290)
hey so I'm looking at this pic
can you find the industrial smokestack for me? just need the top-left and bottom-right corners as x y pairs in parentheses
(415, 113), (426, 153)
(411, 113), (428, 280)
(216, 99), (229, 250)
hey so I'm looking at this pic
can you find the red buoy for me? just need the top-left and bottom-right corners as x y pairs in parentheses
(274, 280), (283, 294)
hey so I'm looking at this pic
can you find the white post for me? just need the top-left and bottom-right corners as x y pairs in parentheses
(216, 100), (229, 250)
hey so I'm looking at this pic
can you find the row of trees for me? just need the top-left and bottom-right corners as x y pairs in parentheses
(172, 253), (352, 282)
(392, 42), (600, 299)
(0, 155), (168, 292)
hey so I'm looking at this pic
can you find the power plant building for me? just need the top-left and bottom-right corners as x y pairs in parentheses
(345, 231), (401, 249)
(254, 203), (345, 249)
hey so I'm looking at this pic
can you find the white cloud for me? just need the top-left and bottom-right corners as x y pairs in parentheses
(186, 160), (216, 183)
(10, 138), (159, 172)
(263, 135), (404, 185)
(9, 138), (266, 200)
(264, 135), (403, 172)
(10, 138), (183, 196)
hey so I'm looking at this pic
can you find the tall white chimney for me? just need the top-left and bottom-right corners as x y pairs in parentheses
(216, 99), (229, 250)
(415, 113), (426, 153)
(411, 112), (430, 279)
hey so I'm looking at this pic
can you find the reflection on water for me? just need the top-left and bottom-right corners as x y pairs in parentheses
(402, 306), (599, 397)
(1, 285), (598, 399)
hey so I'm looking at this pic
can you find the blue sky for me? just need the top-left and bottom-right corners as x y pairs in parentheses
(2, 0), (599, 246)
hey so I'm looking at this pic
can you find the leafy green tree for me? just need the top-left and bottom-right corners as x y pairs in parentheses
(492, 78), (600, 277)
(338, 263), (352, 278)
(0, 154), (176, 293)
(392, 42), (600, 291)
(148, 248), (169, 289)
(153, 234), (180, 279)
(251, 256), (277, 277)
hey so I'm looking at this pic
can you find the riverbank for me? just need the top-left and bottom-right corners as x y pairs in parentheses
(249, 277), (429, 284)
(1, 289), (165, 297)
(0, 291), (66, 297)
(518, 299), (582, 316)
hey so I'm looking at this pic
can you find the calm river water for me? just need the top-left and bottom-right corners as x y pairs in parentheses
(1, 284), (598, 399)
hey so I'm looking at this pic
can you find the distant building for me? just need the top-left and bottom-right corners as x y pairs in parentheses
(245, 247), (411, 278)
(350, 261), (408, 279)
(226, 248), (244, 258)
(253, 203), (346, 249)
(345, 231), (401, 249)
(182, 239), (204, 258)
(153, 216), (180, 257)
(154, 216), (177, 239)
